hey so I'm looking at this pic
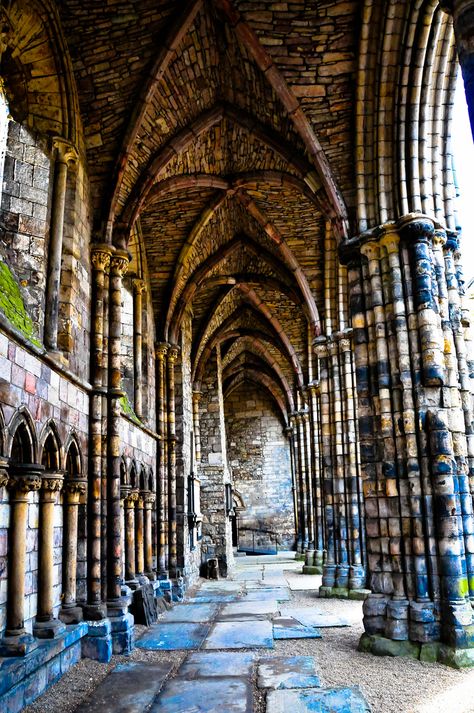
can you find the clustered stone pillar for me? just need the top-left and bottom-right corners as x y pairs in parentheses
(144, 491), (156, 579)
(124, 489), (139, 585)
(341, 213), (474, 666)
(60, 478), (87, 624)
(135, 491), (146, 583)
(87, 243), (112, 621)
(156, 343), (169, 577)
(34, 471), (65, 639)
(133, 279), (146, 419)
(44, 139), (78, 352)
(167, 345), (179, 577)
(313, 334), (367, 598)
(108, 248), (130, 600)
(307, 382), (324, 572)
(0, 465), (42, 656)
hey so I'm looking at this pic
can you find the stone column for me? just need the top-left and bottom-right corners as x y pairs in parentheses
(289, 412), (304, 552)
(135, 492), (146, 583)
(156, 343), (169, 577)
(315, 338), (337, 589)
(0, 466), (42, 656)
(133, 279), (146, 419)
(144, 491), (156, 579)
(308, 382), (324, 570)
(60, 478), (87, 624)
(34, 472), (66, 638)
(107, 249), (130, 613)
(296, 411), (309, 550)
(285, 426), (299, 549)
(192, 390), (202, 463)
(167, 345), (179, 576)
(302, 409), (315, 550)
(44, 138), (78, 351)
(339, 333), (366, 592)
(124, 490), (139, 585)
(87, 243), (112, 620)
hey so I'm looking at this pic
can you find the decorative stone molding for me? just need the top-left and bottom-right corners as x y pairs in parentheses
(90, 243), (113, 273)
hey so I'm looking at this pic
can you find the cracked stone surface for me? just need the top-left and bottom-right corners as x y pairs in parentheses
(257, 656), (321, 690)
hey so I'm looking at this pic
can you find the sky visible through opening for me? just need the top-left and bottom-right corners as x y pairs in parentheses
(453, 70), (474, 284)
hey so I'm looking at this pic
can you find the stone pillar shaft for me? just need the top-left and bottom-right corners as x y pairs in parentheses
(107, 248), (130, 604)
(156, 343), (169, 576)
(133, 280), (146, 419)
(124, 491), (138, 581)
(44, 139), (77, 351)
(88, 244), (112, 612)
(61, 479), (86, 622)
(136, 494), (145, 576)
(144, 492), (155, 577)
(167, 345), (179, 575)
(6, 467), (42, 636)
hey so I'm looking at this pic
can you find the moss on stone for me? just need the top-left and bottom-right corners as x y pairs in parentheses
(119, 392), (141, 425)
(0, 259), (41, 347)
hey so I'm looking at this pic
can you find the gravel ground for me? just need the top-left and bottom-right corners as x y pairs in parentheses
(22, 567), (474, 713)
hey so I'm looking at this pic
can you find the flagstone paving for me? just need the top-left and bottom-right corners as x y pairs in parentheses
(75, 554), (370, 712)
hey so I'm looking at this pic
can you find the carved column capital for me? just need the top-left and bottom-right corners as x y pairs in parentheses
(167, 345), (179, 364)
(91, 243), (113, 273)
(64, 478), (87, 503)
(0, 456), (9, 488)
(42, 471), (65, 492)
(133, 278), (147, 295)
(397, 213), (435, 243)
(52, 136), (79, 166)
(313, 337), (328, 358)
(8, 465), (43, 499)
(144, 491), (156, 506)
(155, 342), (169, 360)
(125, 489), (140, 505)
(110, 249), (130, 278)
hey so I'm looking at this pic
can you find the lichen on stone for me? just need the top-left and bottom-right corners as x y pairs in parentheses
(0, 258), (42, 348)
(119, 391), (141, 425)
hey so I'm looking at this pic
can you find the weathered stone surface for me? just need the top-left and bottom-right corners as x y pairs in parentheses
(203, 620), (274, 649)
(151, 678), (253, 713)
(257, 656), (320, 689)
(179, 652), (255, 678)
(266, 687), (370, 713)
(74, 661), (173, 713)
(136, 623), (210, 651)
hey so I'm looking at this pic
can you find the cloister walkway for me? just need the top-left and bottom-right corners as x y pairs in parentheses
(73, 554), (369, 713)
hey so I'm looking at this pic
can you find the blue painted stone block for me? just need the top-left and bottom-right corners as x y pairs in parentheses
(23, 663), (47, 706)
(136, 623), (210, 650)
(112, 630), (133, 655)
(81, 633), (113, 662)
(0, 658), (25, 696)
(159, 579), (172, 591)
(46, 654), (62, 686)
(110, 612), (134, 633)
(86, 619), (112, 637)
(61, 640), (82, 673)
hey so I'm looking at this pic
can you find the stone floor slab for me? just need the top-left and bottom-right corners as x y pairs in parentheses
(161, 603), (219, 623)
(219, 600), (280, 620)
(136, 623), (210, 650)
(272, 617), (322, 640)
(75, 661), (173, 713)
(266, 687), (370, 713)
(203, 620), (274, 649)
(151, 677), (252, 713)
(257, 656), (320, 690)
(178, 651), (255, 678)
(279, 607), (351, 628)
(200, 581), (243, 592)
(188, 594), (241, 604)
(244, 588), (290, 602)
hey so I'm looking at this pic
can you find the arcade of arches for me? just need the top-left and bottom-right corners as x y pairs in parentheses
(1, 0), (474, 709)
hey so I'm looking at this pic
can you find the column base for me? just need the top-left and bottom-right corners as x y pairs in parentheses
(302, 565), (323, 575)
(33, 618), (66, 639)
(59, 605), (83, 625)
(145, 570), (156, 581)
(358, 632), (474, 668)
(321, 564), (336, 588)
(0, 632), (38, 657)
(319, 585), (370, 600)
(110, 612), (135, 655)
(81, 618), (112, 662)
(82, 602), (108, 620)
(107, 596), (131, 618)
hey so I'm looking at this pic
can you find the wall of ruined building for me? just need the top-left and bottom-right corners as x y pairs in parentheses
(175, 311), (200, 583)
(0, 121), (52, 344)
(0, 332), (90, 634)
(225, 383), (294, 551)
(198, 347), (234, 576)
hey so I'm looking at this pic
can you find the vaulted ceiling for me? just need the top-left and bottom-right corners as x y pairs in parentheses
(59, 0), (361, 421)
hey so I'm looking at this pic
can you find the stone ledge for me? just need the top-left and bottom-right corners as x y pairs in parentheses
(0, 623), (88, 713)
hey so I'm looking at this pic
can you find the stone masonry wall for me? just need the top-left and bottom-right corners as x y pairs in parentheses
(0, 120), (51, 343)
(198, 347), (234, 576)
(0, 331), (89, 634)
(175, 311), (200, 583)
(225, 383), (295, 550)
